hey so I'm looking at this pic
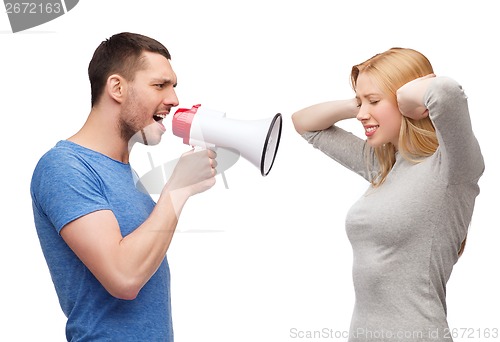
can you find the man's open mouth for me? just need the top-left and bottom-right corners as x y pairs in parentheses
(153, 113), (166, 122)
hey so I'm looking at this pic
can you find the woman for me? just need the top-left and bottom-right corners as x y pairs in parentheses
(292, 48), (484, 341)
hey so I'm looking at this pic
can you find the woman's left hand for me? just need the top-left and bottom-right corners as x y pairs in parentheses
(397, 73), (436, 120)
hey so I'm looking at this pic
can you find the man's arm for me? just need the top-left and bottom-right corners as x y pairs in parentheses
(61, 149), (216, 300)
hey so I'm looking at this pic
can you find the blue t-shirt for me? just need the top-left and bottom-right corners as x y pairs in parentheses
(30, 140), (173, 341)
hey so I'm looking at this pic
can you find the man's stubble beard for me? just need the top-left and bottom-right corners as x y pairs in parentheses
(118, 88), (147, 143)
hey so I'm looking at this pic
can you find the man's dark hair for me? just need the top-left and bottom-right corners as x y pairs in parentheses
(88, 32), (171, 107)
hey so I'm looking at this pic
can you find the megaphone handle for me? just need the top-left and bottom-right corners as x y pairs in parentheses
(192, 144), (217, 152)
(191, 145), (229, 189)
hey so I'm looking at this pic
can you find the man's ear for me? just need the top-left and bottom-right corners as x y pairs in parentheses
(107, 74), (126, 103)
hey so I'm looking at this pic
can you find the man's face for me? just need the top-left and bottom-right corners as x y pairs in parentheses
(120, 51), (179, 146)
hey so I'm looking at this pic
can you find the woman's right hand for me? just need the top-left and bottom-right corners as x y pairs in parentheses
(397, 74), (436, 120)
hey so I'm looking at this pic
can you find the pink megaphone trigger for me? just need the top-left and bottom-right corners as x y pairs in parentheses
(172, 104), (201, 145)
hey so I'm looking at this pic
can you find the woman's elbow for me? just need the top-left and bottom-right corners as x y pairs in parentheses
(291, 111), (307, 135)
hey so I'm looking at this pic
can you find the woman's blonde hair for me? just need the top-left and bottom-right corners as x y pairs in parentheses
(350, 47), (438, 187)
(351, 48), (467, 256)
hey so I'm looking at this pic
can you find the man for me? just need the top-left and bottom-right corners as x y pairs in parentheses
(30, 32), (216, 341)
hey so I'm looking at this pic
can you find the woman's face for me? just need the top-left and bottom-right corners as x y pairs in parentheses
(355, 72), (402, 149)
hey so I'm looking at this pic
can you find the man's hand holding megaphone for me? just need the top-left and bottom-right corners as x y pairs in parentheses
(136, 104), (282, 197)
(159, 148), (217, 218)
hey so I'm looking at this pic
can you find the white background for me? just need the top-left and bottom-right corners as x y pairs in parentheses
(1, 1), (498, 341)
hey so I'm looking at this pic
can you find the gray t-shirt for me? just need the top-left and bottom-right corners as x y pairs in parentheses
(303, 77), (484, 341)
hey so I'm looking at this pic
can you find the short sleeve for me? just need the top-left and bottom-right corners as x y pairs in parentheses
(31, 148), (111, 234)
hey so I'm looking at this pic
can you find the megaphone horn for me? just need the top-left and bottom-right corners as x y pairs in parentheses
(172, 104), (282, 176)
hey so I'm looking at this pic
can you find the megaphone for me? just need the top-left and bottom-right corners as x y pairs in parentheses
(172, 104), (282, 176)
